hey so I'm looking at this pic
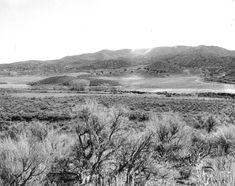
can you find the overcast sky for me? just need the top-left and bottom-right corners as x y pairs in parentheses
(0, 0), (235, 64)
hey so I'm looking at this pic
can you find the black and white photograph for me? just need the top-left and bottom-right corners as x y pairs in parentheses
(0, 0), (235, 185)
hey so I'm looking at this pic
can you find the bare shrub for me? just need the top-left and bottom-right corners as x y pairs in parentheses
(48, 100), (129, 184)
(113, 133), (154, 185)
(192, 115), (220, 133)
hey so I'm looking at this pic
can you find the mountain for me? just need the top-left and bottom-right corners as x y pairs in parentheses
(0, 45), (234, 83)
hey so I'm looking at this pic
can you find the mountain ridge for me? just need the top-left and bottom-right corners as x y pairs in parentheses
(2, 45), (235, 65)
(0, 45), (234, 83)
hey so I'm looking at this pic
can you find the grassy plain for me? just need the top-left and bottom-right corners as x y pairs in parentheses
(101, 75), (235, 93)
(1, 74), (235, 93)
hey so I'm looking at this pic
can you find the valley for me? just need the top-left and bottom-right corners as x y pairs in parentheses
(1, 73), (235, 96)
(0, 45), (235, 186)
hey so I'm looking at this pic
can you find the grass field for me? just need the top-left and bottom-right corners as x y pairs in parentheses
(0, 76), (44, 89)
(0, 75), (44, 84)
(1, 74), (235, 94)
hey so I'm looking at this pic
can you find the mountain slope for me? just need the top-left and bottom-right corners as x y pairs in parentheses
(0, 45), (234, 83)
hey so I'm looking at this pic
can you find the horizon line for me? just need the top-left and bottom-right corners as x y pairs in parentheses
(1, 44), (234, 65)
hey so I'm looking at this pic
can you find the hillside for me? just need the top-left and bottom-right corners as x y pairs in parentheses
(0, 45), (234, 83)
(30, 75), (120, 91)
(29, 76), (76, 86)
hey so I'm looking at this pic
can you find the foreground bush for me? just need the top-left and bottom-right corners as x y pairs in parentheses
(0, 125), (75, 186)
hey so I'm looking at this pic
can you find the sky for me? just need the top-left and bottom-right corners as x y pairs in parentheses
(0, 0), (235, 64)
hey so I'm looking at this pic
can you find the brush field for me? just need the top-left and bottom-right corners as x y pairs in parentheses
(0, 90), (235, 185)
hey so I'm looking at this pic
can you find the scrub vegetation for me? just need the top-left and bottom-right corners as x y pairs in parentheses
(0, 97), (235, 185)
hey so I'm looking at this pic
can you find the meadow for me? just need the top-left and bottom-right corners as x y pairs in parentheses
(1, 74), (235, 94)
(0, 76), (43, 89)
(100, 75), (235, 94)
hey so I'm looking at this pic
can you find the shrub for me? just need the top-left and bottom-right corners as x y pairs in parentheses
(194, 156), (235, 186)
(185, 131), (213, 166)
(212, 125), (235, 156)
(192, 115), (219, 133)
(89, 78), (120, 87)
(50, 100), (129, 184)
(129, 110), (150, 122)
(148, 114), (190, 164)
(67, 79), (90, 91)
(0, 134), (50, 185)
(0, 127), (75, 186)
(2, 122), (49, 141)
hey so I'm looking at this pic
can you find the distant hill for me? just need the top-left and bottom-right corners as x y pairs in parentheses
(30, 76), (76, 86)
(30, 75), (120, 92)
(0, 45), (234, 83)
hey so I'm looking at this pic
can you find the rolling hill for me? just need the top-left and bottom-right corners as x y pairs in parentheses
(0, 45), (234, 83)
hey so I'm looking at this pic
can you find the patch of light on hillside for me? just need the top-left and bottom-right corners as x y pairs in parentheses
(131, 48), (152, 56)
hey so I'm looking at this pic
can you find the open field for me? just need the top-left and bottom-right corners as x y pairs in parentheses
(1, 74), (235, 94)
(101, 75), (235, 93)
(0, 75), (44, 89)
(0, 75), (44, 84)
